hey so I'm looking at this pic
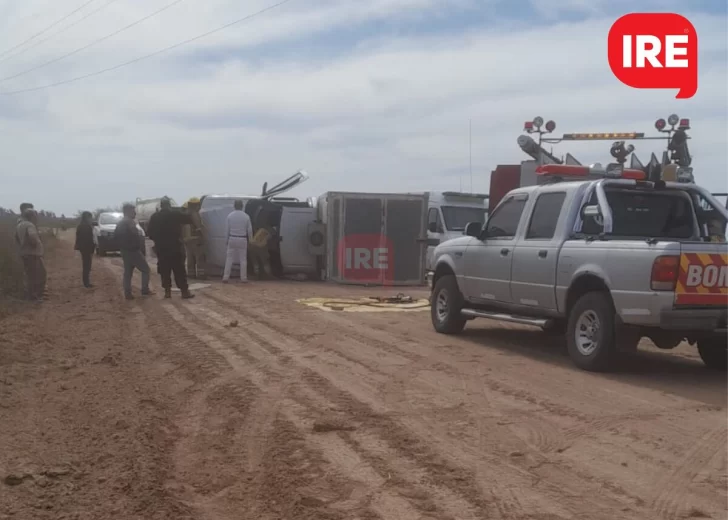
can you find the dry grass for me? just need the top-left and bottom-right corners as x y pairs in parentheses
(0, 221), (25, 300)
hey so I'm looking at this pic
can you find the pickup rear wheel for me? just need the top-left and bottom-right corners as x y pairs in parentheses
(567, 292), (618, 372)
(431, 275), (466, 334)
(697, 338), (727, 371)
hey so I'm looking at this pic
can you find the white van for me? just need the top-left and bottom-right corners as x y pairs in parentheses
(425, 191), (489, 271)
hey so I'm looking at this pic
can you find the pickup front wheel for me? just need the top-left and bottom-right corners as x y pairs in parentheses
(567, 292), (618, 372)
(431, 275), (466, 334)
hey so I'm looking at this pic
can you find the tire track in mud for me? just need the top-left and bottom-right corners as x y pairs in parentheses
(651, 423), (728, 520)
(162, 304), (347, 519)
(207, 291), (599, 424)
(176, 298), (486, 520)
(197, 291), (650, 519)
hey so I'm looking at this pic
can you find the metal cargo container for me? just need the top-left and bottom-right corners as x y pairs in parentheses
(318, 192), (429, 286)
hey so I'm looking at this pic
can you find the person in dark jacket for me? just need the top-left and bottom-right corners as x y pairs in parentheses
(115, 203), (153, 300)
(147, 197), (194, 299)
(74, 211), (96, 288)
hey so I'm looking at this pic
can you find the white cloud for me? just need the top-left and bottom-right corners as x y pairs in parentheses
(0, 1), (725, 214)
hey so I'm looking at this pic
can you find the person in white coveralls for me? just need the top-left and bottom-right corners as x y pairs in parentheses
(223, 199), (253, 283)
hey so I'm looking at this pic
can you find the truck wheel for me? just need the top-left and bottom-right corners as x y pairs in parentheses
(431, 275), (466, 334)
(697, 338), (727, 371)
(567, 292), (618, 372)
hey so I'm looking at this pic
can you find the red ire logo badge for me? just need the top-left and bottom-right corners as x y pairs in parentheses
(608, 13), (698, 99)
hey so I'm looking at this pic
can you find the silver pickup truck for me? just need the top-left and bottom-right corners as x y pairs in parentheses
(430, 176), (728, 371)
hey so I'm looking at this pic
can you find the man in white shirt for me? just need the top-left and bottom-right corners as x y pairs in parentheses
(223, 199), (254, 282)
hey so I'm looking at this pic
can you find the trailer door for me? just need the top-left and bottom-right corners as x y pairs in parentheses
(384, 196), (428, 285)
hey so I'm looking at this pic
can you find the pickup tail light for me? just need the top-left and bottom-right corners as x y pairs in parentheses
(651, 256), (680, 291)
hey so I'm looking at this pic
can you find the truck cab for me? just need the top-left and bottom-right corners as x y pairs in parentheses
(425, 191), (489, 271)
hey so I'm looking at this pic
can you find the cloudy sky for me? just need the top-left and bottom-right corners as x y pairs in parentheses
(0, 0), (725, 215)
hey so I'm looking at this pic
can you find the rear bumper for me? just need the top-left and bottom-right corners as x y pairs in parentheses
(659, 308), (727, 332)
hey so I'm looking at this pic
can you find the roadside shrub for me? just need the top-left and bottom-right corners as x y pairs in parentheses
(0, 221), (24, 299)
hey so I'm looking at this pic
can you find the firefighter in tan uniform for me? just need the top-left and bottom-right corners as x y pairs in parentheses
(182, 197), (207, 279)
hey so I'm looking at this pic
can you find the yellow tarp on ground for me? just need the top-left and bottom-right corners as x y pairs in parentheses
(297, 297), (431, 313)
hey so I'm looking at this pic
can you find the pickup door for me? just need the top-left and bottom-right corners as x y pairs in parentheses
(510, 190), (569, 311)
(461, 193), (528, 303)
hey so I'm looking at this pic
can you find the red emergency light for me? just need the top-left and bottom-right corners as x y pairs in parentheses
(524, 121), (534, 132)
(535, 164), (647, 180)
(678, 118), (690, 130)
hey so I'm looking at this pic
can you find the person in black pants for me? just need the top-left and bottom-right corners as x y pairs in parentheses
(74, 211), (96, 288)
(147, 197), (195, 299)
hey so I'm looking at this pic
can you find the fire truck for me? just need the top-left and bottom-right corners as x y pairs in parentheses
(489, 115), (711, 209)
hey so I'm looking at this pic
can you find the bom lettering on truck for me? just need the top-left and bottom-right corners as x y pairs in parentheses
(675, 253), (728, 306)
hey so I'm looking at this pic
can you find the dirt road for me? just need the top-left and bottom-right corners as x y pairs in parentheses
(1, 240), (726, 520)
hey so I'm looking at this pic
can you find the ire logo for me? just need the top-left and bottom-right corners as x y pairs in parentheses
(337, 234), (394, 285)
(608, 13), (698, 99)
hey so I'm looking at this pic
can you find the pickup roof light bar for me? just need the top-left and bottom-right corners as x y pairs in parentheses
(535, 164), (647, 181)
(562, 132), (644, 140)
(442, 191), (489, 199)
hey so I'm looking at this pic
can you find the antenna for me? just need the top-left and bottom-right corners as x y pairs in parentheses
(469, 119), (473, 192)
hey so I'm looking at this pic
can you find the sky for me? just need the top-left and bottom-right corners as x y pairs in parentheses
(0, 0), (726, 215)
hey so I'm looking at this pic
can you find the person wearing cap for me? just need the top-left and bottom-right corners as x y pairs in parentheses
(223, 199), (253, 283)
(15, 208), (46, 301)
(147, 197), (195, 299)
(115, 203), (154, 300)
(182, 197), (206, 280)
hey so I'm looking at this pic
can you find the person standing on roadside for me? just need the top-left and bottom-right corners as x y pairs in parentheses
(147, 197), (195, 299)
(15, 209), (46, 302)
(182, 198), (206, 280)
(115, 203), (154, 300)
(74, 211), (96, 288)
(223, 199), (253, 283)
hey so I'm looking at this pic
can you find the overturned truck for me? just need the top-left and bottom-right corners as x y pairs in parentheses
(197, 171), (430, 286)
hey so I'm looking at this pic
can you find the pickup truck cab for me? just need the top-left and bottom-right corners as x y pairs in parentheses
(430, 173), (728, 371)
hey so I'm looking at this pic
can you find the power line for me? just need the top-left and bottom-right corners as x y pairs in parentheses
(0, 0), (188, 83)
(0, 0), (295, 96)
(0, 0), (123, 66)
(0, 0), (99, 59)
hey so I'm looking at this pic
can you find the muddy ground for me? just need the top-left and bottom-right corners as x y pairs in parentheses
(0, 238), (725, 520)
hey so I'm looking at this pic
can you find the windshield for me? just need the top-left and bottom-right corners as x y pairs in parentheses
(584, 189), (695, 239)
(441, 206), (486, 231)
(98, 213), (122, 225)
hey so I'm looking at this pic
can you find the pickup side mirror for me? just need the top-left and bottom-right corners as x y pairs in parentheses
(428, 222), (438, 233)
(581, 205), (601, 219)
(464, 221), (481, 238)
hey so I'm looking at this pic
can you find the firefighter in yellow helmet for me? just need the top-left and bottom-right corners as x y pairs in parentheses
(182, 197), (206, 279)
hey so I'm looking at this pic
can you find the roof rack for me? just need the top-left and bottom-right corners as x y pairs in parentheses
(519, 115), (694, 184)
